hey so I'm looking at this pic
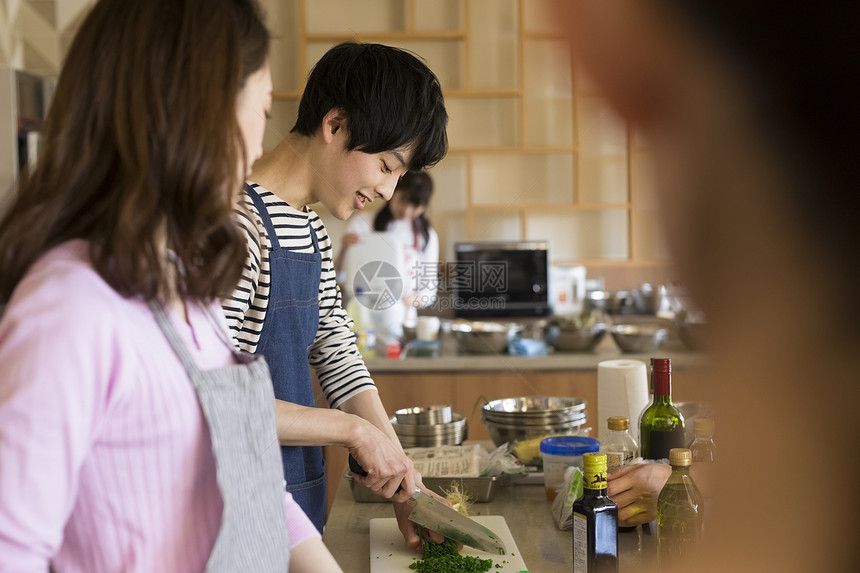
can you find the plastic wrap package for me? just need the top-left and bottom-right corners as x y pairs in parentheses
(550, 465), (584, 530)
(404, 443), (527, 478)
(480, 443), (528, 478)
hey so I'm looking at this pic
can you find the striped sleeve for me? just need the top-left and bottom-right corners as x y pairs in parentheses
(222, 191), (269, 353)
(305, 212), (376, 409)
(221, 185), (376, 409)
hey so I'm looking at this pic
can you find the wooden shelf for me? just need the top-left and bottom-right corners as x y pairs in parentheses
(304, 31), (465, 43)
(444, 89), (523, 98)
(448, 146), (577, 154)
(263, 0), (667, 267)
(273, 91), (302, 101)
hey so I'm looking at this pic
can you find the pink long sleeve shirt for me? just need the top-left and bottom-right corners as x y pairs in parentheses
(0, 241), (318, 572)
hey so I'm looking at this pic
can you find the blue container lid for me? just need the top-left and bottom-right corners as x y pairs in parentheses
(539, 436), (599, 456)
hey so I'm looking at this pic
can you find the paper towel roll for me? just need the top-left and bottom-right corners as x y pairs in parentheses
(597, 359), (650, 443)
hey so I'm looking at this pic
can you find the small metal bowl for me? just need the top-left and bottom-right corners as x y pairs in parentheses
(450, 320), (521, 354)
(390, 414), (468, 448)
(395, 405), (453, 425)
(544, 323), (608, 352)
(610, 323), (668, 353)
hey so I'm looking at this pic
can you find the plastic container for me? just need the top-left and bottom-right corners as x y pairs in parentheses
(540, 436), (599, 501)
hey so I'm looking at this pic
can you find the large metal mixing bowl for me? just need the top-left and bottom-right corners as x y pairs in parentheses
(481, 396), (588, 447)
(482, 396), (586, 419)
(483, 418), (587, 447)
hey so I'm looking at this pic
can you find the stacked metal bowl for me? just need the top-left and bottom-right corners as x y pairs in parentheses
(481, 396), (587, 447)
(391, 405), (468, 448)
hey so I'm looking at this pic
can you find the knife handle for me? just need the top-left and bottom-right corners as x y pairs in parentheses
(348, 454), (403, 493)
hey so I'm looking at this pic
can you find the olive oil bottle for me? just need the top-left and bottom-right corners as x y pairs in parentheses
(572, 452), (618, 573)
(639, 358), (685, 459)
(657, 448), (704, 571)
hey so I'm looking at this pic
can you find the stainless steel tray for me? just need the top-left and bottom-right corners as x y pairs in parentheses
(344, 472), (505, 503)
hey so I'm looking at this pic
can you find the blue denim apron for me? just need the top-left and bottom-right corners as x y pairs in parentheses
(247, 185), (326, 533)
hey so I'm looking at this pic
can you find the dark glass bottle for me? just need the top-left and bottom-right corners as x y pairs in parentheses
(639, 358), (685, 459)
(572, 452), (618, 573)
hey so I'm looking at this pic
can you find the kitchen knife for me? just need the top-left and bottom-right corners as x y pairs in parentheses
(348, 455), (508, 555)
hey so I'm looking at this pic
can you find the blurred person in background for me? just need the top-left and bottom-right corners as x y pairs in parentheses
(555, 1), (860, 571)
(0, 0), (341, 570)
(221, 42), (450, 549)
(336, 170), (440, 328)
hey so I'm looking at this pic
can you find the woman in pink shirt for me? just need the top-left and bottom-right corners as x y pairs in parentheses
(0, 0), (341, 571)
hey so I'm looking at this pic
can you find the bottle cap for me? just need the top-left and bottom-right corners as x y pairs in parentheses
(539, 436), (599, 457)
(582, 452), (608, 490)
(651, 357), (671, 373)
(607, 416), (629, 431)
(669, 448), (692, 466)
(693, 417), (714, 437)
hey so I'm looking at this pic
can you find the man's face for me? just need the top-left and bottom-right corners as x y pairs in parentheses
(315, 124), (414, 221)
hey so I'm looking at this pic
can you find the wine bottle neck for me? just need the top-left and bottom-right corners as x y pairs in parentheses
(653, 371), (672, 396)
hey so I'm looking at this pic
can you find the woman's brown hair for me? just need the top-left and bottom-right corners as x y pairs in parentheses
(0, 0), (270, 303)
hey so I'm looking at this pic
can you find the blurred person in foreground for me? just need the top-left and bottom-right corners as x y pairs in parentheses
(0, 0), (341, 570)
(221, 42), (450, 549)
(554, 1), (860, 571)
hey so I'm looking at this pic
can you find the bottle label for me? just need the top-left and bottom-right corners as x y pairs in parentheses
(573, 512), (587, 573)
(604, 451), (634, 472)
(605, 452), (622, 472)
(646, 427), (685, 460)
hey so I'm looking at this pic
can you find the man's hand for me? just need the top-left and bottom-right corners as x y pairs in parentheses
(392, 474), (450, 553)
(348, 423), (415, 500)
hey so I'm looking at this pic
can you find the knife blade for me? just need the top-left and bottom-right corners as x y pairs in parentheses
(348, 455), (507, 555)
(408, 487), (507, 555)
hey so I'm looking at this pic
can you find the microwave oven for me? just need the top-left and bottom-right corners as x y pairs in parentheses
(452, 240), (550, 318)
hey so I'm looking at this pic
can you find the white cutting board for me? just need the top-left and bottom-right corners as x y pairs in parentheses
(369, 515), (528, 572)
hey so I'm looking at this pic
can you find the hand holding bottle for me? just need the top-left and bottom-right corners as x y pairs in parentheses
(606, 463), (671, 527)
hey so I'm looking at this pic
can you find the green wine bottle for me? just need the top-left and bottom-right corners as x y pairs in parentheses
(572, 452), (618, 573)
(657, 448), (704, 571)
(639, 358), (685, 460)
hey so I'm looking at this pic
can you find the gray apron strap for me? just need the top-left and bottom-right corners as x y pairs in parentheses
(148, 299), (290, 572)
(149, 302), (203, 376)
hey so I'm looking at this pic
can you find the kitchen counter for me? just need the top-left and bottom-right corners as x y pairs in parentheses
(360, 330), (707, 443)
(322, 464), (657, 572)
(363, 326), (706, 373)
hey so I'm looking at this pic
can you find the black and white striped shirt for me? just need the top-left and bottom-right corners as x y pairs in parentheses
(222, 184), (375, 409)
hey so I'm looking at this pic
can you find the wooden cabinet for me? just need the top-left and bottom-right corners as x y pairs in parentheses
(370, 367), (701, 442)
(259, 0), (669, 270)
(372, 370), (597, 442)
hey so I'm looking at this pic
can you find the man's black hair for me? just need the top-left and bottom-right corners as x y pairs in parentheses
(291, 42), (449, 171)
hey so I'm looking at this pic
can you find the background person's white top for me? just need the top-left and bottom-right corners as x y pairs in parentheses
(345, 214), (439, 326)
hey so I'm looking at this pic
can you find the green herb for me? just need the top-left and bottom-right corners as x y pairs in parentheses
(408, 539), (493, 573)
